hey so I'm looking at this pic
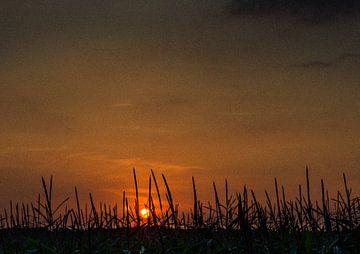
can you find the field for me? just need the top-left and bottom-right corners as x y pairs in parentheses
(1, 168), (359, 253)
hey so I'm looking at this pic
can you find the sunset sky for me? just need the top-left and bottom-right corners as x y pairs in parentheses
(1, 0), (360, 209)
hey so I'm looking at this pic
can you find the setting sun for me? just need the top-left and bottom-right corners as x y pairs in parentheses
(140, 208), (150, 219)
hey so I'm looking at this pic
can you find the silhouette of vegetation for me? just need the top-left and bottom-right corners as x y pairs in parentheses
(0, 167), (359, 253)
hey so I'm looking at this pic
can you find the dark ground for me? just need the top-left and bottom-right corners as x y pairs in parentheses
(1, 227), (360, 253)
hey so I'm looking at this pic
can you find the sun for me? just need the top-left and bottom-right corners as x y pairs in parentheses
(140, 208), (150, 219)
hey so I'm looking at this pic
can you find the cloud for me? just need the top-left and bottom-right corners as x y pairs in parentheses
(293, 53), (360, 69)
(230, 0), (360, 22)
(110, 103), (133, 108)
(69, 152), (201, 172)
(112, 158), (201, 172)
(0, 146), (68, 156)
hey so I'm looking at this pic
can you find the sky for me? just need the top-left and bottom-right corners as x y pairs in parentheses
(1, 0), (360, 209)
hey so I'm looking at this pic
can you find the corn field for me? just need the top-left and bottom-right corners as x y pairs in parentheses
(0, 167), (359, 253)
